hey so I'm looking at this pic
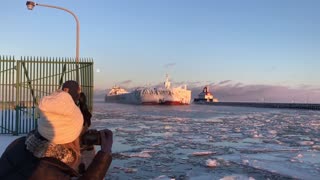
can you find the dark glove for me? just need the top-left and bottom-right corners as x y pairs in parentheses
(79, 92), (92, 127)
(81, 108), (92, 127)
(100, 129), (113, 153)
(79, 92), (87, 106)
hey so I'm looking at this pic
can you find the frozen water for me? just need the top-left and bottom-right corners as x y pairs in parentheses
(3, 103), (319, 179)
(90, 103), (320, 179)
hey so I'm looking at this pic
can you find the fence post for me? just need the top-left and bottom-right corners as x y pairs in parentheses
(14, 62), (21, 135)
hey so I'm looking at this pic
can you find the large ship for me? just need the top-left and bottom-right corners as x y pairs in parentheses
(105, 75), (191, 105)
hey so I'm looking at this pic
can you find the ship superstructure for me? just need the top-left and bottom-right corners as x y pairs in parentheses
(194, 86), (219, 103)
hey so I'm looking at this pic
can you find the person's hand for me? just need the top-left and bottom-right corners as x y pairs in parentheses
(100, 129), (113, 153)
(79, 92), (87, 109)
(79, 92), (87, 105)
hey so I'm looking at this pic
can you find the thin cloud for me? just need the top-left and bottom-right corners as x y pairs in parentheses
(218, 80), (232, 85)
(164, 63), (176, 68)
(119, 80), (132, 85)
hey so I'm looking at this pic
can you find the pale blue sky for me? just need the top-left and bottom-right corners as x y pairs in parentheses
(1, 0), (320, 92)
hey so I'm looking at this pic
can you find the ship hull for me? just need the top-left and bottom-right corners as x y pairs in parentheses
(105, 93), (140, 104)
(141, 101), (189, 105)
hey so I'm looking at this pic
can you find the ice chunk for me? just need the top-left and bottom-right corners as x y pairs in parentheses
(242, 159), (250, 165)
(220, 174), (255, 180)
(192, 151), (215, 156)
(298, 141), (314, 146)
(151, 175), (174, 180)
(268, 130), (277, 134)
(134, 152), (152, 158)
(120, 151), (152, 158)
(113, 166), (138, 173)
(205, 159), (219, 167)
(141, 150), (156, 153)
(296, 154), (303, 158)
(312, 145), (320, 150)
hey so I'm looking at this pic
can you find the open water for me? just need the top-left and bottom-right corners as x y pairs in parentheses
(92, 102), (320, 180)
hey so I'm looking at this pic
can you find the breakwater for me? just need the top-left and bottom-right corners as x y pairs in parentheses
(194, 102), (320, 110)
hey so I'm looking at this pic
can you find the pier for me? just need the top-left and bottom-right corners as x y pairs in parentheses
(194, 102), (320, 110)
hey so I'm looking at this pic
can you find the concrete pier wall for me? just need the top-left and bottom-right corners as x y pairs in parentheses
(194, 102), (320, 110)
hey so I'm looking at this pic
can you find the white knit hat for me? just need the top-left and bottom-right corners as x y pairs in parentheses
(38, 90), (84, 144)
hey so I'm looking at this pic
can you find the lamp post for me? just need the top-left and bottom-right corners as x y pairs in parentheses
(26, 1), (80, 83)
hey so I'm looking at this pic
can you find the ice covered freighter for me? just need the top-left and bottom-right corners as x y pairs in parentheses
(105, 75), (191, 105)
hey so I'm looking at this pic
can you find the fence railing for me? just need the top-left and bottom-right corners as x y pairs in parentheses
(0, 55), (94, 135)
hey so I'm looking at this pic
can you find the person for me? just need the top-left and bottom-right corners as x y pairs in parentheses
(0, 88), (113, 179)
(61, 80), (95, 171)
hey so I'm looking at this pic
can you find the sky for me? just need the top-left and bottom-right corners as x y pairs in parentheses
(1, 0), (320, 102)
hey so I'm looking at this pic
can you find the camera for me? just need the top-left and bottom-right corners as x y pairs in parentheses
(81, 129), (101, 145)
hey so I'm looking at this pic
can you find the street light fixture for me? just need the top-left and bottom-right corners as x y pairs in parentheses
(26, 1), (35, 10)
(25, 1), (80, 83)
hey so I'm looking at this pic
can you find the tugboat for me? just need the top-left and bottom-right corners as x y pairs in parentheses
(194, 86), (218, 103)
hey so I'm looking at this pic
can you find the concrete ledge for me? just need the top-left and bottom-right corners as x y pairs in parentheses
(194, 102), (320, 110)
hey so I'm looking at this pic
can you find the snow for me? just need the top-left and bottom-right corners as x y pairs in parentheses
(0, 135), (21, 155)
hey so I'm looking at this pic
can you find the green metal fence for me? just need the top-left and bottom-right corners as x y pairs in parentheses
(0, 55), (94, 135)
